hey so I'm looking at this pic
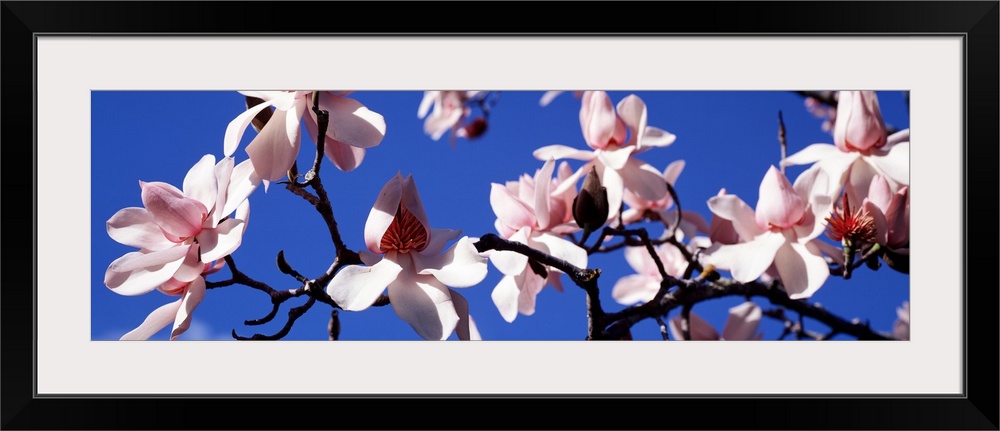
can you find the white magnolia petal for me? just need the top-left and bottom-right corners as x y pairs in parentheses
(491, 274), (521, 323)
(773, 241), (830, 300)
(640, 127), (677, 148)
(326, 255), (402, 311)
(616, 94), (648, 147)
(669, 312), (719, 341)
(222, 159), (261, 218)
(210, 156), (235, 227)
(782, 143), (841, 167)
(868, 142), (910, 187)
(105, 247), (190, 297)
(119, 299), (182, 340)
(623, 245), (655, 276)
(599, 163), (625, 223)
(388, 267), (459, 341)
(182, 154), (219, 214)
(611, 274), (659, 305)
(415, 237), (488, 288)
(417, 91), (438, 118)
(539, 91), (564, 107)
(451, 289), (481, 341)
(224, 99), (275, 157)
(196, 219), (245, 262)
(517, 270), (547, 316)
(597, 146), (635, 170)
(534, 158), (556, 230)
(423, 228), (462, 256)
(325, 140), (367, 172)
(318, 94), (386, 149)
(171, 244), (205, 283)
(721, 302), (762, 341)
(532, 145), (598, 162)
(245, 106), (302, 184)
(707, 232), (785, 283)
(531, 232), (587, 269)
(106, 208), (175, 251)
(170, 276), (206, 340)
(489, 183), (536, 232)
(619, 158), (668, 203)
(811, 237), (847, 266)
(707, 194), (764, 240)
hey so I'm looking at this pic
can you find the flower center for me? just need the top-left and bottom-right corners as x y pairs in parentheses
(380, 204), (428, 253)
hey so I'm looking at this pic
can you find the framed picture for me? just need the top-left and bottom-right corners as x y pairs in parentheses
(7, 2), (997, 429)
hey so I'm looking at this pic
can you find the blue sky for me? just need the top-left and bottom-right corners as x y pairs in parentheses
(91, 90), (910, 341)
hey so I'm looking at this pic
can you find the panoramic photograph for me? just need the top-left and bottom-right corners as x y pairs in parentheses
(91, 90), (910, 341)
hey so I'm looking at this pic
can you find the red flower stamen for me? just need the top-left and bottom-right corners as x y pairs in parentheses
(380, 203), (428, 253)
(825, 193), (876, 246)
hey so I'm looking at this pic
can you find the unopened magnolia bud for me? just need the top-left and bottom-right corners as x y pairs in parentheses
(572, 166), (609, 243)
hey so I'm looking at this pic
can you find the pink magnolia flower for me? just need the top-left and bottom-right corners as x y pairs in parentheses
(105, 155), (258, 340)
(862, 175), (910, 253)
(487, 158), (588, 322)
(893, 301), (910, 340)
(705, 165), (835, 299)
(534, 91), (677, 224)
(417, 91), (482, 142)
(620, 160), (710, 238)
(782, 91), (909, 205)
(668, 302), (764, 340)
(225, 91), (386, 186)
(611, 244), (688, 305)
(325, 173), (487, 340)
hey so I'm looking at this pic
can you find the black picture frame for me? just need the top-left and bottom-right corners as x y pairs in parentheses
(3, 2), (997, 429)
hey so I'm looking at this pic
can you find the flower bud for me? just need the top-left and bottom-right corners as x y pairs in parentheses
(573, 165), (609, 243)
(833, 91), (887, 152)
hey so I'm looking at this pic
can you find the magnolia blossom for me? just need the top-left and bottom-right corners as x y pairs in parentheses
(705, 165), (835, 299)
(225, 91), (386, 186)
(326, 173), (487, 340)
(893, 301), (910, 341)
(862, 175), (910, 253)
(487, 158), (588, 322)
(620, 160), (709, 238)
(611, 244), (688, 305)
(417, 91), (482, 142)
(668, 302), (764, 341)
(105, 155), (258, 340)
(534, 91), (677, 224)
(783, 91), (909, 205)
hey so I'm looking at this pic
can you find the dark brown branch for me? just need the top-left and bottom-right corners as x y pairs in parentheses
(328, 310), (340, 341)
(778, 110), (787, 174)
(233, 297), (316, 340)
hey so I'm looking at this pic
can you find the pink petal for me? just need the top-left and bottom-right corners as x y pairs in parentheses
(107, 207), (175, 251)
(707, 194), (764, 241)
(325, 140), (367, 172)
(530, 232), (587, 270)
(516, 270), (546, 316)
(210, 156), (235, 227)
(533, 158), (556, 230)
(196, 218), (245, 262)
(837, 91), (887, 152)
(864, 200), (890, 246)
(755, 166), (806, 230)
(624, 245), (656, 276)
(707, 231), (785, 283)
(326, 254), (402, 311)
(171, 243), (205, 283)
(245, 105), (303, 185)
(365, 173), (404, 254)
(532, 145), (597, 162)
(491, 274), (521, 323)
(663, 160), (686, 186)
(170, 276), (206, 340)
(612, 274), (659, 305)
(615, 94), (648, 147)
(105, 247), (189, 296)
(669, 312), (719, 340)
(388, 262), (459, 340)
(597, 145), (635, 171)
(423, 228), (462, 256)
(119, 299), (182, 340)
(221, 159), (261, 218)
(868, 142), (909, 187)
(782, 143), (841, 167)
(314, 93), (386, 149)
(773, 240), (830, 299)
(885, 187), (909, 247)
(451, 289), (481, 340)
(580, 91), (626, 149)
(599, 163), (625, 223)
(490, 183), (536, 231)
(400, 174), (432, 242)
(618, 158), (668, 203)
(224, 99), (275, 157)
(866, 174), (893, 211)
(640, 127), (676, 148)
(182, 154), (219, 216)
(721, 302), (762, 341)
(415, 237), (488, 288)
(488, 227), (530, 276)
(141, 181), (207, 241)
